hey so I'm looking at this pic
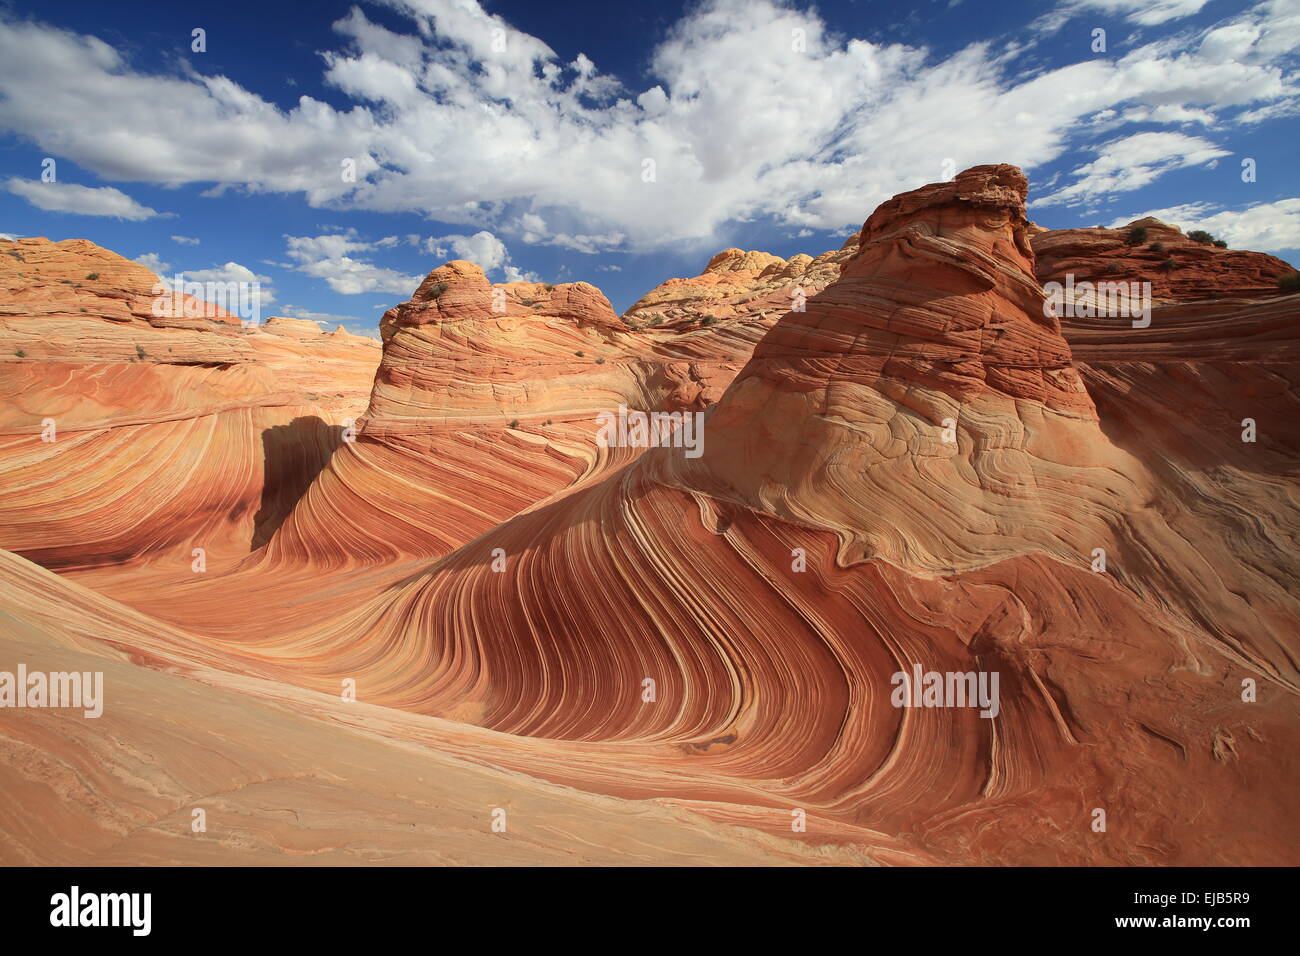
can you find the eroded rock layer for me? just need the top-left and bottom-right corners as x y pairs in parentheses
(261, 252), (850, 567)
(0, 169), (1296, 867)
(1033, 217), (1295, 302)
(0, 237), (379, 571)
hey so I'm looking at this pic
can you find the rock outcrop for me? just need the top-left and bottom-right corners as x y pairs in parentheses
(262, 250), (856, 566)
(0, 169), (1297, 867)
(260, 261), (649, 566)
(1033, 217), (1295, 302)
(0, 237), (380, 571)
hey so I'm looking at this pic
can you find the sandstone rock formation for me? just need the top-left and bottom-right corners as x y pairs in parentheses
(623, 241), (856, 330)
(0, 237), (379, 572)
(621, 237), (858, 385)
(1033, 217), (1295, 302)
(261, 261), (647, 566)
(0, 169), (1296, 867)
(260, 164), (1285, 864)
(259, 250), (850, 567)
(0, 546), (864, 866)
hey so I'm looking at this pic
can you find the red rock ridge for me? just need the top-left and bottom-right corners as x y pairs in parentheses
(0, 169), (1297, 868)
(1033, 217), (1294, 302)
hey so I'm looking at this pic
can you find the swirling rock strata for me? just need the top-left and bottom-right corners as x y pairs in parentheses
(1033, 217), (1294, 302)
(0, 238), (379, 570)
(63, 166), (1294, 865)
(264, 251), (858, 565)
(1, 170), (1296, 866)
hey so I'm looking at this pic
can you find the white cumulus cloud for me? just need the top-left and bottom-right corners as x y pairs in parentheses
(285, 228), (422, 295)
(425, 230), (538, 280)
(0, 0), (1296, 251)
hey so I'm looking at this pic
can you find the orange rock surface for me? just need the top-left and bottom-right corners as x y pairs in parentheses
(0, 169), (1296, 867)
(260, 252), (851, 566)
(0, 237), (379, 571)
(1034, 216), (1295, 302)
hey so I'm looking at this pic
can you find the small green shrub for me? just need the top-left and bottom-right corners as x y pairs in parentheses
(86, 272), (99, 280)
(1148, 241), (1165, 253)
(508, 419), (519, 429)
(1212, 239), (1228, 249)
(135, 344), (147, 358)
(1158, 258), (1177, 272)
(575, 350), (584, 357)
(700, 314), (718, 326)
(14, 349), (26, 358)
(1125, 225), (1148, 245)
(595, 357), (605, 364)
(426, 281), (448, 299)
(1187, 230), (1215, 245)
(1278, 272), (1300, 293)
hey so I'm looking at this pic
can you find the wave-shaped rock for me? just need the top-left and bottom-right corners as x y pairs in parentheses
(0, 238), (380, 570)
(1, 170), (1296, 866)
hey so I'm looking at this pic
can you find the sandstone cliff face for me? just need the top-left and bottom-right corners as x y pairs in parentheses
(0, 237), (379, 571)
(0, 170), (1296, 867)
(261, 260), (650, 566)
(262, 250), (852, 566)
(684, 164), (1107, 572)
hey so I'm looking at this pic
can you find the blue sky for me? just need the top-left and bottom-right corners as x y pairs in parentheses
(1, 0), (1297, 335)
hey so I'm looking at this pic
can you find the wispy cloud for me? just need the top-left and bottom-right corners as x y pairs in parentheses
(5, 177), (164, 220)
(1034, 0), (1213, 33)
(1034, 132), (1229, 208)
